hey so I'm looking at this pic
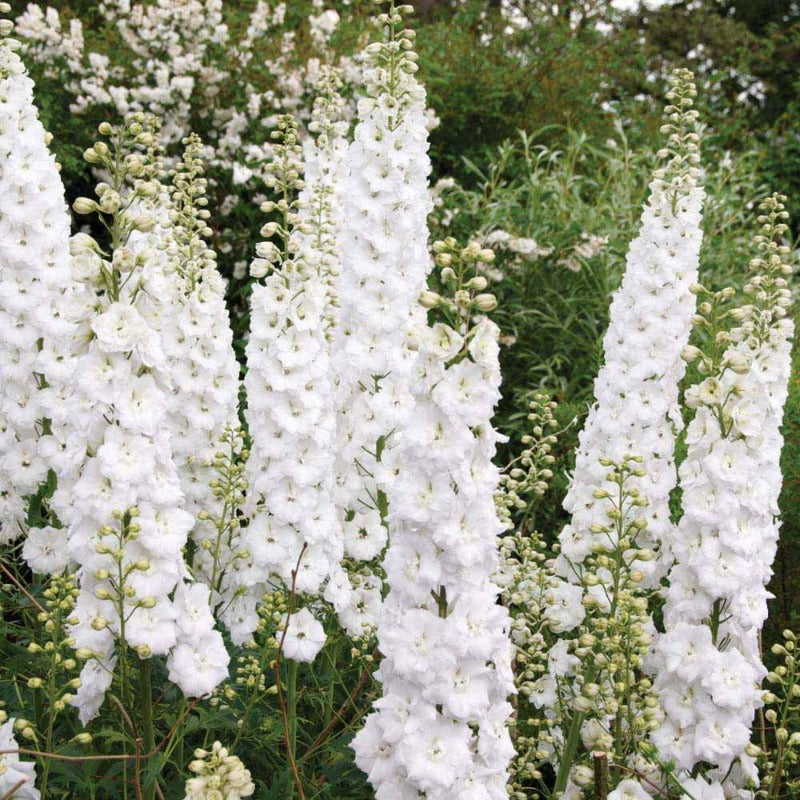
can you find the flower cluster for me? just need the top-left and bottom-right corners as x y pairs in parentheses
(353, 239), (515, 799)
(47, 117), (228, 720)
(134, 134), (242, 609)
(184, 742), (255, 800)
(555, 68), (704, 588)
(652, 194), (795, 780)
(0, 10), (74, 546)
(327, 1), (433, 640)
(237, 79), (348, 644)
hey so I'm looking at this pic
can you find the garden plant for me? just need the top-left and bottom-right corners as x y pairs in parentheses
(0, 1), (799, 799)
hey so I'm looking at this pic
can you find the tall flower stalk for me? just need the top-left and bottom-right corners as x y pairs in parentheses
(0, 6), (74, 552)
(51, 119), (228, 740)
(555, 68), (704, 588)
(237, 70), (349, 644)
(652, 194), (795, 786)
(129, 134), (244, 617)
(353, 239), (516, 798)
(326, 0), (433, 640)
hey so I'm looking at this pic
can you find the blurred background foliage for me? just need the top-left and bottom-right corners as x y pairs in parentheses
(8, 0), (800, 637)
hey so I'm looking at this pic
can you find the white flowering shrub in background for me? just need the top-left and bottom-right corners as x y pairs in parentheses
(11, 0), (367, 277)
(0, 1), (798, 799)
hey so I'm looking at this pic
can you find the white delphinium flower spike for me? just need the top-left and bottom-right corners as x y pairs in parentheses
(0, 11), (74, 552)
(326, 2), (435, 640)
(555, 68), (705, 591)
(652, 194), (795, 783)
(235, 72), (348, 645)
(353, 237), (515, 799)
(130, 135), (242, 615)
(48, 117), (227, 722)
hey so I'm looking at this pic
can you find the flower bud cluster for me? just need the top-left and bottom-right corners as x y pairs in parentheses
(353, 242), (514, 799)
(496, 394), (559, 531)
(758, 629), (800, 799)
(328, 1), (433, 638)
(24, 574), (82, 721)
(556, 68), (705, 590)
(652, 195), (795, 780)
(512, 458), (662, 798)
(184, 741), (255, 800)
(214, 590), (284, 716)
(195, 428), (250, 617)
(0, 19), (74, 547)
(654, 68), (702, 207)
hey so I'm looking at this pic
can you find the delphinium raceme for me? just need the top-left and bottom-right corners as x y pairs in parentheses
(328, 0), (432, 643)
(0, 4), (75, 554)
(501, 68), (705, 800)
(237, 71), (349, 646)
(51, 117), (228, 741)
(651, 194), (795, 791)
(131, 134), (243, 617)
(555, 68), (704, 588)
(353, 239), (515, 799)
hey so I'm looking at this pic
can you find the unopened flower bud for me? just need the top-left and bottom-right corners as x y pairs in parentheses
(73, 197), (99, 215)
(419, 290), (441, 309)
(474, 293), (497, 311)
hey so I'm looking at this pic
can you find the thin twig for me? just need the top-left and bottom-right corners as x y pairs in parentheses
(0, 560), (46, 614)
(302, 654), (376, 760)
(0, 778), (30, 800)
(109, 693), (137, 736)
(133, 737), (144, 800)
(0, 698), (201, 764)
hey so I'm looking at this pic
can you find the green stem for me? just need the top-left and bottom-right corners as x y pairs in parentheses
(139, 659), (156, 800)
(38, 656), (58, 798)
(287, 660), (299, 800)
(554, 704), (588, 794)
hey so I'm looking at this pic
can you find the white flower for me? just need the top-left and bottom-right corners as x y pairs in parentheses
(280, 608), (326, 663)
(168, 633), (230, 698)
(21, 525), (69, 575)
(0, 720), (40, 800)
(608, 779), (652, 800)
